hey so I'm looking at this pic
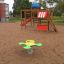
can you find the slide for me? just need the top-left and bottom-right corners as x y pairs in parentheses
(20, 18), (32, 26)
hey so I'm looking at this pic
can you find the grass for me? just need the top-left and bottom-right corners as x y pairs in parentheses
(9, 17), (21, 23)
(53, 16), (64, 20)
(8, 16), (64, 24)
(52, 16), (64, 24)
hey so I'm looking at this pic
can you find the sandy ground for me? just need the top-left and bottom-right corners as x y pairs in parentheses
(0, 23), (64, 64)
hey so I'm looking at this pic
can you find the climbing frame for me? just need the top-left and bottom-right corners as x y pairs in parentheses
(21, 9), (57, 32)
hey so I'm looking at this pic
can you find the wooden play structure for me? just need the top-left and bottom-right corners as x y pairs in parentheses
(20, 0), (57, 32)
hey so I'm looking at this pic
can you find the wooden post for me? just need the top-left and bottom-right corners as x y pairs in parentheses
(48, 9), (57, 32)
(48, 19), (50, 31)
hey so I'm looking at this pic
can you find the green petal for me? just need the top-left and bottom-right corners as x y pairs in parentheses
(35, 43), (43, 46)
(23, 46), (31, 49)
(19, 42), (25, 45)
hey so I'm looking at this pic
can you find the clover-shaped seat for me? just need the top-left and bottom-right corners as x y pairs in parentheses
(19, 40), (43, 49)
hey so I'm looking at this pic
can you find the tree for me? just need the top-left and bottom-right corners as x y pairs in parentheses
(9, 11), (13, 16)
(41, 1), (46, 9)
(54, 0), (64, 16)
(13, 0), (31, 16)
(46, 0), (64, 16)
(58, 0), (64, 13)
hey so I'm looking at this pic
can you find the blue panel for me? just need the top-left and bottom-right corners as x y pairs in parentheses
(32, 3), (40, 8)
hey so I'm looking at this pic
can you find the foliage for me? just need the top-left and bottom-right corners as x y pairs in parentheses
(13, 0), (31, 16)
(13, 0), (64, 16)
(9, 11), (13, 16)
(47, 0), (59, 3)
(54, 0), (64, 16)
(41, 1), (46, 9)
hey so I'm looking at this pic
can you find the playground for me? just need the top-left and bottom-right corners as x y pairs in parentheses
(0, 0), (64, 64)
(0, 23), (64, 64)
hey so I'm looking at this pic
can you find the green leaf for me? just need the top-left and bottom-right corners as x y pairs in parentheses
(19, 42), (25, 45)
(23, 46), (31, 49)
(35, 43), (43, 46)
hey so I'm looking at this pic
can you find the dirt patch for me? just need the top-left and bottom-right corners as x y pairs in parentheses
(0, 23), (64, 64)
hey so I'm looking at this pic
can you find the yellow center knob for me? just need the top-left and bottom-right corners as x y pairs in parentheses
(25, 40), (35, 46)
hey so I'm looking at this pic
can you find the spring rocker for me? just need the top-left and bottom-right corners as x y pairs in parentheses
(19, 40), (43, 54)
